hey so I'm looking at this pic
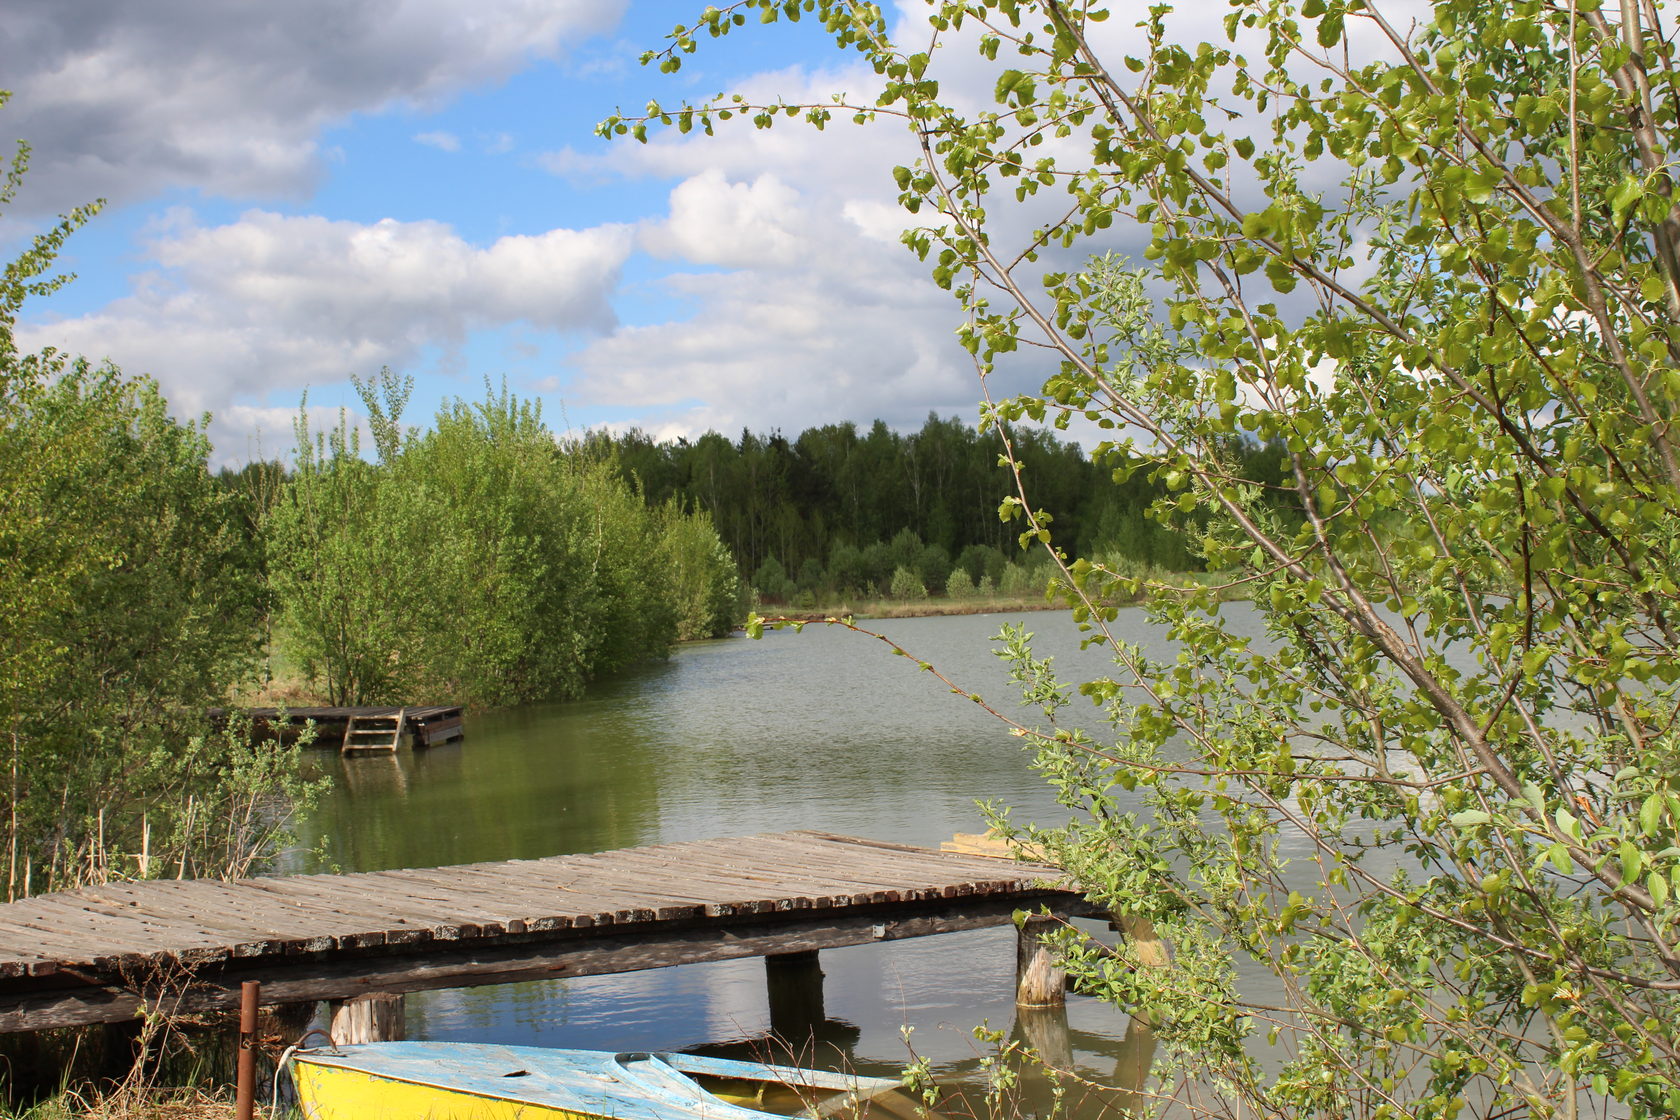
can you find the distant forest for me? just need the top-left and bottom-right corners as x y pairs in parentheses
(582, 415), (1298, 603)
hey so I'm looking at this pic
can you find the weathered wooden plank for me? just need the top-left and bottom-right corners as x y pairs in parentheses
(610, 839), (1011, 909)
(38, 885), (300, 951)
(792, 831), (1070, 884)
(710, 845), (973, 897)
(680, 840), (963, 903)
(769, 832), (1053, 885)
(364, 868), (574, 933)
(0, 833), (1100, 1034)
(226, 882), (396, 949)
(22, 897), (247, 955)
(0, 951), (58, 979)
(351, 873), (517, 936)
(613, 848), (884, 909)
(384, 864), (652, 927)
(341, 869), (607, 934)
(278, 875), (484, 935)
(238, 878), (452, 943)
(561, 852), (810, 916)
(130, 880), (347, 934)
(566, 852), (800, 905)
(0, 892), (1092, 1032)
(0, 915), (168, 971)
(107, 882), (347, 953)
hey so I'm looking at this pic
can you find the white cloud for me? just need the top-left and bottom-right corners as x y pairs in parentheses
(570, 168), (976, 439)
(16, 209), (633, 421)
(541, 54), (996, 439)
(0, 0), (627, 214)
(551, 42), (1135, 442)
(414, 131), (462, 152)
(639, 170), (807, 269)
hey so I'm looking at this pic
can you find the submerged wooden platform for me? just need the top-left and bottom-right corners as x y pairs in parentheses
(213, 705), (465, 750)
(0, 832), (1097, 1033)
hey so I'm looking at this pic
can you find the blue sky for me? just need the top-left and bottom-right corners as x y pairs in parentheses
(3, 0), (988, 463)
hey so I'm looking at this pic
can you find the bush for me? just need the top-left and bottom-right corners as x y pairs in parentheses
(887, 566), (926, 600)
(661, 504), (741, 639)
(998, 561), (1048, 597)
(270, 378), (691, 706)
(953, 543), (1007, 588)
(914, 542), (951, 594)
(945, 567), (976, 599)
(826, 542), (870, 594)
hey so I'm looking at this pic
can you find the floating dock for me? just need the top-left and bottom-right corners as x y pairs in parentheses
(212, 705), (465, 751)
(0, 831), (1098, 1032)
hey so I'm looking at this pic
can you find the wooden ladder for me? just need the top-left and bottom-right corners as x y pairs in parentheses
(341, 709), (407, 754)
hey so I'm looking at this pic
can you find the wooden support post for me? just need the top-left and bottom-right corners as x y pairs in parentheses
(1115, 914), (1170, 969)
(329, 993), (406, 1044)
(235, 981), (259, 1120)
(1015, 915), (1067, 1007)
(765, 950), (826, 1042)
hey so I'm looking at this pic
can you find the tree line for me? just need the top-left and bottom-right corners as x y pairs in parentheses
(586, 416), (1296, 604)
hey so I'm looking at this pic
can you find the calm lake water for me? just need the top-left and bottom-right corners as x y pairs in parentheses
(295, 607), (1272, 1111)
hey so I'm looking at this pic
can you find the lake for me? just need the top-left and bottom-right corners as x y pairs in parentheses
(296, 607), (1246, 1112)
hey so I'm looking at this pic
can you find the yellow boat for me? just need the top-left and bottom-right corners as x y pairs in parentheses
(290, 1042), (926, 1120)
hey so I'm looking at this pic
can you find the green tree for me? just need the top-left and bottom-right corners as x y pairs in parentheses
(617, 0), (1680, 1115)
(887, 565), (927, 601)
(0, 119), (313, 896)
(269, 380), (731, 705)
(266, 407), (394, 705)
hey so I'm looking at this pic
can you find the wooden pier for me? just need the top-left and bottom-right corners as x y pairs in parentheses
(213, 705), (465, 752)
(0, 832), (1099, 1033)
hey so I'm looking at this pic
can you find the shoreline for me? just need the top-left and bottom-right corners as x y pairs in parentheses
(240, 589), (1203, 706)
(751, 594), (1068, 623)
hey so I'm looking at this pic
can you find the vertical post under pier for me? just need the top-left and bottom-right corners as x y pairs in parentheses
(329, 993), (406, 1044)
(765, 950), (826, 1043)
(235, 981), (259, 1120)
(1015, 914), (1067, 1007)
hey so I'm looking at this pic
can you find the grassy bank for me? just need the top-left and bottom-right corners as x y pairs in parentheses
(757, 572), (1246, 624)
(5, 1090), (244, 1120)
(754, 593), (1066, 622)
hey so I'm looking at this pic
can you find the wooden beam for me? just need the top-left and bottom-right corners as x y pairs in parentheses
(0, 895), (1096, 1033)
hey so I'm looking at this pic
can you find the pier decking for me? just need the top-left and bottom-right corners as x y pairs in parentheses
(0, 832), (1098, 1033)
(214, 705), (465, 750)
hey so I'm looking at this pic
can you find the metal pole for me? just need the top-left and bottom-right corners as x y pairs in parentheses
(236, 980), (259, 1120)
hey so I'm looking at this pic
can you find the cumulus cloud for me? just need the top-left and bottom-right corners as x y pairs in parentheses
(553, 37), (1149, 442)
(543, 53), (997, 439)
(16, 209), (633, 420)
(0, 0), (626, 213)
(568, 156), (979, 439)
